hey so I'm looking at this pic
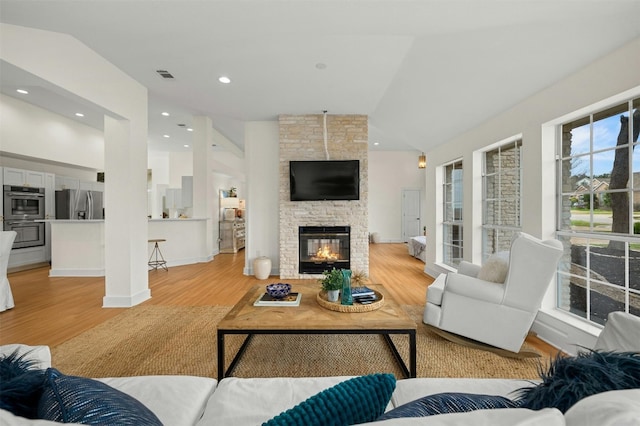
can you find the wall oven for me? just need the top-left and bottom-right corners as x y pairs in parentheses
(3, 185), (46, 249)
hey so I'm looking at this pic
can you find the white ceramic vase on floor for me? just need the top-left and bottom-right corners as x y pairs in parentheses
(253, 256), (271, 280)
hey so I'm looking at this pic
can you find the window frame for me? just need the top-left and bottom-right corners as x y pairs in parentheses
(442, 159), (464, 267)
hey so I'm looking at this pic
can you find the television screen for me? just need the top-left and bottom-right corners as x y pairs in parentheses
(290, 160), (360, 201)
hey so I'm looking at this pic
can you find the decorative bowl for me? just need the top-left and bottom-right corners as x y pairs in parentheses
(266, 283), (291, 299)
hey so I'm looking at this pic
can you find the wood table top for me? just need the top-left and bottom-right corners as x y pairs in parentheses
(217, 283), (417, 331)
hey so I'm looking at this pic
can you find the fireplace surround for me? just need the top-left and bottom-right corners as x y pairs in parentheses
(299, 226), (350, 274)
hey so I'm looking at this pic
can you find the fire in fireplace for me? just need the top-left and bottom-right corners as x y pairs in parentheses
(299, 226), (350, 274)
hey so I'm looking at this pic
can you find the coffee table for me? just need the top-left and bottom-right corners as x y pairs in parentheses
(217, 283), (417, 379)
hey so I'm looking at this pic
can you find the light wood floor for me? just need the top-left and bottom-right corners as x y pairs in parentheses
(0, 243), (559, 357)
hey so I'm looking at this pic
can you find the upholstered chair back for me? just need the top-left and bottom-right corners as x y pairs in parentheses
(502, 233), (563, 312)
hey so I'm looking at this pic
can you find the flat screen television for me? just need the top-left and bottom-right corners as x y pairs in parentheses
(290, 160), (360, 201)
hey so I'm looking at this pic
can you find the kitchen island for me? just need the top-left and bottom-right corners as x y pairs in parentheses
(41, 218), (211, 277)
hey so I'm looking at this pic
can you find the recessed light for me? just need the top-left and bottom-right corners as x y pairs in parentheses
(16, 89), (28, 94)
(183, 144), (189, 148)
(161, 112), (170, 116)
(187, 128), (193, 132)
(75, 113), (84, 117)
(374, 142), (380, 146)
(163, 134), (170, 138)
(218, 76), (231, 84)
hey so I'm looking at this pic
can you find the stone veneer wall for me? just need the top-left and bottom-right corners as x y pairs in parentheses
(279, 114), (368, 279)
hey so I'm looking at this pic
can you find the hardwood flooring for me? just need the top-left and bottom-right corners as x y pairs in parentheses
(0, 243), (559, 357)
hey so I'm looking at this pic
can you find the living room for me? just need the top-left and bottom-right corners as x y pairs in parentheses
(1, 0), (639, 368)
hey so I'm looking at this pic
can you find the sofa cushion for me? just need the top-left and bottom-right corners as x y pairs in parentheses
(515, 350), (640, 413)
(362, 408), (565, 425)
(263, 373), (396, 426)
(594, 311), (640, 352)
(564, 389), (640, 426)
(0, 344), (51, 370)
(37, 368), (162, 425)
(476, 252), (509, 283)
(98, 375), (217, 426)
(377, 392), (519, 420)
(0, 349), (46, 419)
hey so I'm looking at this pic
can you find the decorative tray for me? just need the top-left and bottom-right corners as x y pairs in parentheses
(316, 289), (385, 313)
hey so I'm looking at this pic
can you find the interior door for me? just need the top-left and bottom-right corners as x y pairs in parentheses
(402, 189), (421, 242)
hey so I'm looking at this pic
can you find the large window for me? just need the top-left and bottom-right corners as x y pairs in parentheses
(443, 160), (463, 267)
(482, 139), (522, 259)
(557, 98), (640, 325)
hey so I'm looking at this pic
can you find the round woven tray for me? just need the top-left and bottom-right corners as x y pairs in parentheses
(316, 290), (385, 313)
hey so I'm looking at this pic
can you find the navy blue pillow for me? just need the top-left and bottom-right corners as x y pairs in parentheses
(515, 350), (640, 413)
(263, 373), (396, 426)
(377, 392), (519, 420)
(37, 368), (162, 425)
(0, 350), (45, 419)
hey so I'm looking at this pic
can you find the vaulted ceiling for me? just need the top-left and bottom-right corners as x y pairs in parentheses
(1, 0), (639, 155)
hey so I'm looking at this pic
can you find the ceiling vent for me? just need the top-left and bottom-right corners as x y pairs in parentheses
(177, 123), (186, 127)
(156, 69), (175, 79)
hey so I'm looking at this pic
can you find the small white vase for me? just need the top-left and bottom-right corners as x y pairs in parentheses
(327, 289), (340, 302)
(253, 257), (271, 280)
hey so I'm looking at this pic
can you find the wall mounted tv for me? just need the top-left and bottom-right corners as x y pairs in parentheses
(290, 160), (360, 201)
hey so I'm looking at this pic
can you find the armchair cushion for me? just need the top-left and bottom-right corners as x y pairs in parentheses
(456, 261), (481, 278)
(445, 273), (505, 305)
(594, 311), (640, 352)
(476, 252), (509, 283)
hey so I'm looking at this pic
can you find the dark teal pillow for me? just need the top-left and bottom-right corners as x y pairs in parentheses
(263, 373), (396, 426)
(515, 350), (640, 413)
(377, 392), (519, 420)
(37, 368), (162, 425)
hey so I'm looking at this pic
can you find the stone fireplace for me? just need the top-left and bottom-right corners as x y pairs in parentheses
(279, 114), (369, 278)
(298, 226), (350, 274)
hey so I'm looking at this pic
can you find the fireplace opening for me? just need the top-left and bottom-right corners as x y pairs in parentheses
(299, 226), (350, 274)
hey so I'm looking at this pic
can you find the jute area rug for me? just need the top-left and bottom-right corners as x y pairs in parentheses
(51, 305), (546, 380)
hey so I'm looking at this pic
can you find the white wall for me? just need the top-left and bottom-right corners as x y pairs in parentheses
(0, 94), (104, 172)
(244, 121), (279, 276)
(423, 37), (640, 354)
(368, 150), (426, 242)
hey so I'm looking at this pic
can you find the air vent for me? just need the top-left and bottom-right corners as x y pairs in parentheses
(177, 123), (186, 127)
(156, 69), (175, 79)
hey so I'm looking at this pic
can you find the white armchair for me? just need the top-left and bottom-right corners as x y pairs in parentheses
(424, 232), (563, 353)
(1, 231), (17, 312)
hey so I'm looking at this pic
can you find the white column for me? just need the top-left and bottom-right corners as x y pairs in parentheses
(192, 116), (215, 259)
(103, 115), (150, 307)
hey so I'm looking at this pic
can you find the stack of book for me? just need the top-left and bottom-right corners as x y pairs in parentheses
(351, 286), (377, 305)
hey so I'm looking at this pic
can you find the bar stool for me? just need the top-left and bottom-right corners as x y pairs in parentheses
(148, 239), (168, 271)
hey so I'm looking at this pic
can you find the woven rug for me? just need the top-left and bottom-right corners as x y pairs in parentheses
(51, 305), (546, 380)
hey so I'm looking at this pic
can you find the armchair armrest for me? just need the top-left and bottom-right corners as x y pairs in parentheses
(456, 261), (481, 278)
(445, 273), (505, 304)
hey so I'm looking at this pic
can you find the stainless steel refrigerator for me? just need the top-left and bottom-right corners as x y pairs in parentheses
(55, 189), (104, 220)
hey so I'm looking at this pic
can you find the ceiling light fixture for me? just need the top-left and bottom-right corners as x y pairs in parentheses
(218, 76), (231, 84)
(16, 89), (28, 94)
(373, 142), (379, 146)
(418, 152), (427, 169)
(75, 113), (84, 117)
(163, 134), (170, 138)
(161, 112), (170, 117)
(183, 144), (189, 148)
(187, 128), (193, 132)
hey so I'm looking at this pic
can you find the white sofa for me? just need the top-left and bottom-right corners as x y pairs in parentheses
(2, 332), (639, 426)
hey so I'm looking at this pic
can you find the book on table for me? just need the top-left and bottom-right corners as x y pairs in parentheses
(351, 286), (375, 297)
(254, 292), (301, 307)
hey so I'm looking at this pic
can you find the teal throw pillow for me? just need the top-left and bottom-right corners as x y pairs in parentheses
(38, 368), (162, 425)
(263, 373), (396, 426)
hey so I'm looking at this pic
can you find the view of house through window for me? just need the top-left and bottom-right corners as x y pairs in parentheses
(443, 160), (463, 267)
(556, 97), (640, 325)
(482, 139), (522, 259)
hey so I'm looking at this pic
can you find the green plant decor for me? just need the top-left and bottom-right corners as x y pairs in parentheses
(319, 268), (343, 291)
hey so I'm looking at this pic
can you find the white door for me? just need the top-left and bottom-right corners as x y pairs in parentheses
(402, 189), (421, 242)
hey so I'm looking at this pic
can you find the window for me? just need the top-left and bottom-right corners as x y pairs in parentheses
(556, 98), (640, 325)
(482, 139), (522, 259)
(443, 160), (463, 267)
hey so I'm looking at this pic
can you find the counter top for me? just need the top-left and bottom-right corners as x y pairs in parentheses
(39, 218), (209, 223)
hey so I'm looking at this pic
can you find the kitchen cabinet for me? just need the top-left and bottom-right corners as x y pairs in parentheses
(79, 181), (104, 192)
(55, 176), (80, 191)
(219, 221), (245, 253)
(165, 188), (182, 209)
(3, 167), (46, 188)
(181, 176), (193, 207)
